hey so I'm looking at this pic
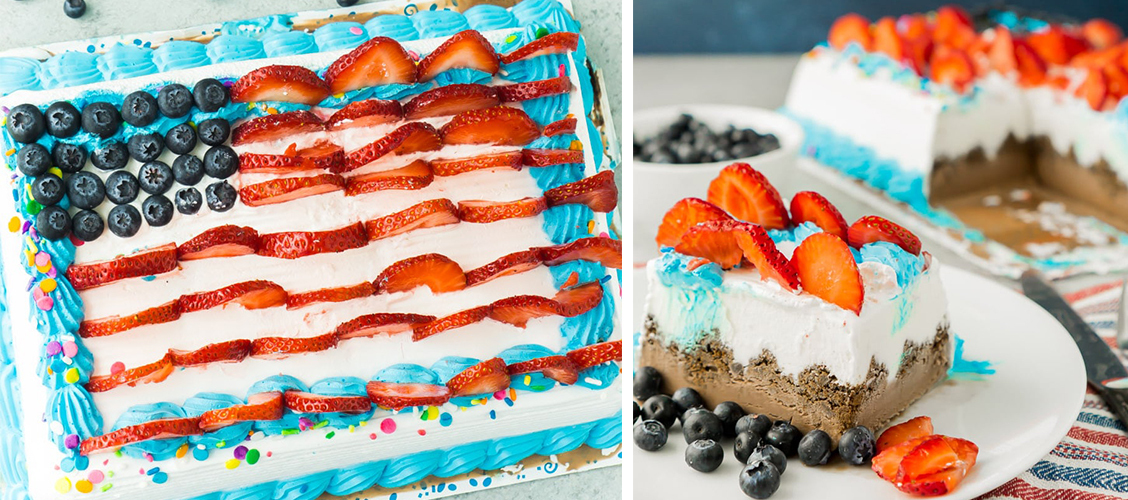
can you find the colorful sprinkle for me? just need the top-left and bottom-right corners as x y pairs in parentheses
(7, 217), (18, 232)
(40, 278), (57, 293)
(175, 443), (188, 459)
(505, 34), (518, 44)
(36, 295), (54, 311)
(536, 27), (549, 38)
(64, 434), (79, 449)
(75, 455), (89, 471)
(417, 429), (426, 436)
(35, 251), (49, 267)
(325, 431), (335, 439)
(489, 410), (496, 420)
(245, 449), (260, 465)
(233, 446), (247, 460)
(55, 477), (71, 494)
(380, 418), (396, 434)
(349, 26), (363, 35)
(110, 362), (124, 375)
(87, 470), (104, 484)
(146, 467), (159, 476)
(369, 433), (377, 440)
(439, 413), (452, 427)
(192, 447), (208, 461)
(558, 63), (566, 78)
(64, 368), (80, 384)
(152, 472), (167, 484)
(493, 390), (506, 400)
(62, 341), (78, 358)
(46, 341), (62, 356)
(75, 479), (93, 493)
(224, 459), (239, 470)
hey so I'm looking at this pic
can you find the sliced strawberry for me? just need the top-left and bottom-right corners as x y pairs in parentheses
(565, 340), (622, 370)
(431, 151), (523, 176)
(1026, 26), (1087, 65)
(231, 110), (325, 146)
(1077, 68), (1109, 110)
(500, 32), (580, 64)
(897, 465), (967, 496)
(366, 381), (452, 410)
(446, 357), (510, 396)
(296, 142), (345, 172)
(344, 122), (442, 171)
(240, 174), (345, 207)
(789, 191), (848, 240)
(932, 5), (976, 49)
(416, 30), (500, 82)
(898, 436), (959, 481)
(878, 416), (934, 452)
(792, 232), (864, 314)
(930, 45), (975, 92)
(1104, 64), (1128, 100)
(412, 305), (491, 341)
(168, 339), (253, 367)
(987, 26), (1017, 74)
(507, 355), (580, 385)
(522, 148), (584, 167)
(706, 163), (789, 229)
(847, 215), (922, 255)
(674, 219), (744, 269)
(1015, 38), (1048, 87)
(198, 392), (284, 432)
(544, 117), (578, 136)
(178, 280), (287, 313)
(178, 225), (260, 260)
(828, 13), (872, 51)
(655, 197), (733, 248)
(257, 223), (369, 259)
(325, 99), (404, 130)
(465, 249), (543, 286)
(79, 300), (181, 338)
(544, 170), (617, 212)
(497, 76), (572, 102)
(403, 84), (500, 120)
(230, 65), (329, 106)
(67, 244), (178, 291)
(873, 17), (904, 61)
(239, 152), (319, 174)
(324, 37), (417, 94)
(488, 281), (603, 327)
(373, 253), (467, 294)
(1083, 19), (1123, 50)
(439, 106), (540, 146)
(872, 435), (932, 481)
(457, 197), (548, 223)
(537, 237), (622, 268)
(80, 416), (202, 456)
(364, 198), (460, 240)
(251, 332), (340, 360)
(732, 223), (801, 290)
(335, 313), (435, 340)
(942, 436), (979, 469)
(86, 354), (174, 393)
(286, 282), (375, 310)
(283, 391), (372, 414)
(345, 159), (434, 196)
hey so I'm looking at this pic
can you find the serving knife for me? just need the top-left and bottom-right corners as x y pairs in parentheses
(1020, 270), (1128, 429)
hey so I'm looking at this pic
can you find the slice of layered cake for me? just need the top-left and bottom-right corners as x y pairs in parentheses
(639, 163), (950, 439)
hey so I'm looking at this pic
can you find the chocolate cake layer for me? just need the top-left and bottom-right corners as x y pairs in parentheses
(639, 317), (952, 440)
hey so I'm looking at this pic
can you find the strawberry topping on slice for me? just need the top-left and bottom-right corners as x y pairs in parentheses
(79, 300), (181, 338)
(488, 281), (603, 328)
(416, 30), (500, 82)
(178, 280), (287, 313)
(878, 416), (934, 453)
(789, 191), (849, 240)
(1083, 19), (1123, 50)
(1077, 68), (1109, 110)
(296, 142), (346, 172)
(198, 392), (284, 432)
(465, 249), (543, 287)
(706, 162), (789, 230)
(366, 381), (451, 410)
(412, 305), (491, 341)
(544, 117), (578, 136)
(829, 13), (873, 51)
(501, 32), (580, 64)
(231, 110), (324, 146)
(431, 151), (523, 176)
(566, 340), (622, 370)
(897, 436), (960, 483)
(792, 232), (865, 314)
(445, 357), (510, 396)
(537, 237), (622, 268)
(230, 65), (329, 106)
(364, 198), (459, 241)
(67, 243), (178, 291)
(325, 99), (404, 130)
(335, 313), (435, 340)
(86, 354), (174, 393)
(345, 159), (434, 196)
(733, 223), (801, 290)
(257, 222), (368, 260)
(522, 148), (584, 167)
(457, 197), (548, 223)
(286, 282), (376, 310)
(178, 225), (260, 261)
(930, 45), (975, 92)
(497, 76), (572, 102)
(847, 215), (922, 255)
(344, 122), (442, 171)
(80, 416), (203, 456)
(324, 37), (417, 94)
(439, 106), (540, 146)
(674, 219), (745, 269)
(655, 197), (733, 248)
(403, 84), (501, 120)
(240, 174), (346, 207)
(872, 435), (932, 481)
(373, 253), (467, 294)
(544, 170), (618, 212)
(251, 332), (340, 360)
(283, 391), (372, 414)
(872, 17), (904, 61)
(239, 151), (321, 175)
(507, 355), (580, 385)
(168, 339), (254, 367)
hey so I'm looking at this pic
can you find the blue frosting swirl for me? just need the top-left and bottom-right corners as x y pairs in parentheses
(314, 22), (369, 52)
(860, 241), (924, 288)
(364, 15), (420, 41)
(529, 162), (584, 191)
(412, 9), (471, 39)
(574, 362), (619, 389)
(539, 421), (596, 455)
(498, 344), (556, 391)
(0, 365), (18, 430)
(308, 377), (372, 427)
(262, 31), (318, 58)
(550, 261), (604, 288)
(37, 232), (76, 269)
(480, 431), (546, 469)
(35, 278), (83, 340)
(431, 68), (493, 87)
(655, 249), (723, 289)
(113, 402), (186, 461)
(39, 52), (103, 89)
(152, 41), (210, 72)
(373, 363), (439, 385)
(0, 58), (41, 95)
(220, 15), (293, 38)
(96, 44), (157, 80)
(562, 282), (615, 351)
(585, 411), (623, 449)
(512, 0), (581, 33)
(183, 393), (253, 449)
(206, 35), (266, 63)
(0, 431), (27, 488)
(542, 204), (594, 244)
(378, 449), (441, 488)
(432, 442), (489, 477)
(219, 482), (275, 500)
(247, 376), (310, 435)
(273, 471), (334, 500)
(324, 460), (386, 496)
(464, 5), (518, 31)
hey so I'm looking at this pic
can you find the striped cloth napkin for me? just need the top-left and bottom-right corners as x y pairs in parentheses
(980, 281), (1128, 500)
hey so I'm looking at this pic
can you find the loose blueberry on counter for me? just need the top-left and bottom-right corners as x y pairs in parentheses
(6, 104), (45, 144)
(31, 175), (64, 207)
(205, 181), (237, 212)
(81, 101), (122, 138)
(91, 141), (129, 171)
(16, 143), (51, 177)
(337, 0), (359, 6)
(633, 401), (641, 423)
(677, 406), (709, 427)
(142, 195), (174, 227)
(44, 101), (81, 137)
(175, 187), (203, 215)
(66, 172), (105, 210)
(157, 83), (193, 118)
(735, 414), (772, 439)
(71, 209), (104, 242)
(203, 145), (238, 179)
(739, 458), (781, 499)
(193, 78), (229, 113)
(105, 170), (140, 205)
(633, 366), (662, 401)
(138, 161), (174, 195)
(641, 394), (678, 430)
(634, 113), (782, 165)
(633, 420), (667, 452)
(714, 401), (745, 438)
(749, 444), (787, 475)
(685, 439), (723, 473)
(764, 421), (801, 457)
(838, 426), (876, 466)
(128, 132), (165, 163)
(52, 142), (87, 174)
(197, 118), (230, 146)
(107, 204), (142, 238)
(671, 387), (705, 416)
(797, 429), (832, 466)
(165, 122), (198, 155)
(36, 206), (71, 241)
(63, 0), (86, 19)
(121, 91), (159, 127)
(734, 430), (763, 464)
(682, 408), (723, 444)
(173, 154), (205, 186)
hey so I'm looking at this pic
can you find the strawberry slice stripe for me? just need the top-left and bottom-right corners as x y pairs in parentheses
(565, 340), (622, 370)
(78, 300), (181, 338)
(67, 244), (179, 291)
(413, 281), (605, 341)
(543, 117), (578, 137)
(283, 391), (373, 414)
(367, 381), (452, 410)
(500, 32), (580, 64)
(198, 392), (284, 432)
(80, 416), (203, 456)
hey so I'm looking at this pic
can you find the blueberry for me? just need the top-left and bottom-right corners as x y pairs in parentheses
(633, 420), (667, 452)
(81, 101), (122, 138)
(44, 101), (81, 137)
(137, 161), (173, 195)
(172, 154), (205, 185)
(738, 459), (781, 499)
(174, 187), (203, 215)
(52, 142), (87, 173)
(641, 394), (678, 429)
(197, 118), (230, 146)
(31, 175), (64, 206)
(105, 170), (140, 205)
(714, 402), (745, 438)
(66, 171), (105, 210)
(678, 406), (710, 427)
(121, 91), (159, 127)
(671, 387), (705, 415)
(838, 426), (876, 466)
(765, 421), (802, 457)
(205, 181), (237, 212)
(749, 444), (787, 474)
(734, 430), (763, 464)
(165, 122), (198, 155)
(736, 414), (773, 439)
(16, 143), (51, 176)
(797, 429), (833, 466)
(142, 195), (174, 227)
(36, 206), (70, 241)
(685, 439), (723, 473)
(128, 132), (165, 163)
(63, 0), (86, 18)
(6, 104), (45, 144)
(682, 408), (723, 444)
(192, 78), (229, 113)
(633, 366), (662, 401)
(107, 204), (142, 238)
(203, 145), (238, 179)
(91, 141), (129, 171)
(157, 84), (193, 118)
(633, 401), (640, 423)
(337, 0), (359, 6)
(71, 210), (103, 242)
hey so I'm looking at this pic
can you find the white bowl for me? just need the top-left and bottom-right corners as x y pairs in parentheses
(633, 105), (804, 252)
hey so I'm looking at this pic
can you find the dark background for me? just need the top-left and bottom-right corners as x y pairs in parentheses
(635, 0), (1128, 54)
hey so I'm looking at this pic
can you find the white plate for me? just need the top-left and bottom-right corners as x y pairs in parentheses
(632, 265), (1087, 499)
